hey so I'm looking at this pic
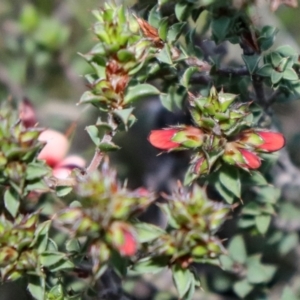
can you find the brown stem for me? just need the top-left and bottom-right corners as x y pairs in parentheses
(86, 134), (113, 174)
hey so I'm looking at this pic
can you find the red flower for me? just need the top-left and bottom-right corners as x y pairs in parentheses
(256, 131), (285, 152)
(239, 148), (261, 169)
(148, 129), (180, 150)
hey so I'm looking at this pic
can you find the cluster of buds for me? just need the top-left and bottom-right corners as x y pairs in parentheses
(55, 161), (155, 274)
(79, 3), (154, 111)
(150, 185), (229, 268)
(149, 87), (285, 181)
(0, 102), (49, 200)
(0, 213), (40, 281)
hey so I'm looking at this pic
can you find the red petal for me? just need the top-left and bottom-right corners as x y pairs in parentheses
(119, 230), (137, 256)
(257, 131), (285, 152)
(148, 129), (180, 150)
(239, 149), (261, 169)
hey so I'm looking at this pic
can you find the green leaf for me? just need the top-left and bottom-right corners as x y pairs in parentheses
(180, 67), (199, 88)
(27, 275), (45, 300)
(283, 68), (298, 81)
(228, 235), (247, 264)
(214, 180), (235, 204)
(66, 239), (81, 253)
(117, 49), (135, 62)
(255, 214), (271, 235)
(4, 188), (20, 218)
(156, 43), (173, 64)
(25, 179), (49, 193)
(110, 250), (128, 277)
(50, 259), (74, 272)
(233, 279), (254, 298)
(78, 91), (106, 106)
(98, 141), (120, 152)
(31, 220), (51, 253)
(124, 84), (160, 104)
(219, 167), (241, 198)
(26, 162), (49, 180)
(135, 222), (166, 243)
(167, 22), (186, 44)
(112, 107), (135, 128)
(258, 26), (278, 51)
(271, 70), (283, 84)
(219, 254), (234, 270)
(242, 55), (260, 74)
(158, 17), (168, 41)
(175, 2), (192, 21)
(246, 255), (276, 284)
(276, 45), (298, 57)
(211, 16), (231, 43)
(148, 5), (161, 28)
(56, 186), (73, 197)
(159, 94), (174, 112)
(281, 286), (298, 300)
(279, 233), (298, 255)
(132, 257), (168, 274)
(40, 251), (67, 267)
(257, 64), (273, 77)
(86, 125), (101, 146)
(172, 264), (193, 298)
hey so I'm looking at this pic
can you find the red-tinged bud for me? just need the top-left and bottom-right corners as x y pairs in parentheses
(239, 148), (261, 169)
(149, 127), (204, 151)
(238, 130), (285, 152)
(119, 229), (137, 256)
(19, 98), (37, 128)
(256, 131), (285, 152)
(108, 222), (137, 256)
(149, 129), (180, 150)
(172, 126), (204, 148)
(193, 154), (209, 175)
(223, 143), (261, 170)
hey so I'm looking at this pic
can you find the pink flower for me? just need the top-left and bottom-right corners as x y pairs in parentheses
(38, 129), (85, 178)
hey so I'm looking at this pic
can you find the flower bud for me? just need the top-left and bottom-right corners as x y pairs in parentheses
(148, 129), (180, 150)
(238, 130), (285, 152)
(239, 148), (261, 169)
(223, 143), (261, 169)
(255, 131), (285, 152)
(149, 127), (203, 151)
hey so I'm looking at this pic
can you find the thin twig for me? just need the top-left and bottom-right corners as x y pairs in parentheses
(216, 66), (249, 76)
(86, 133), (113, 174)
